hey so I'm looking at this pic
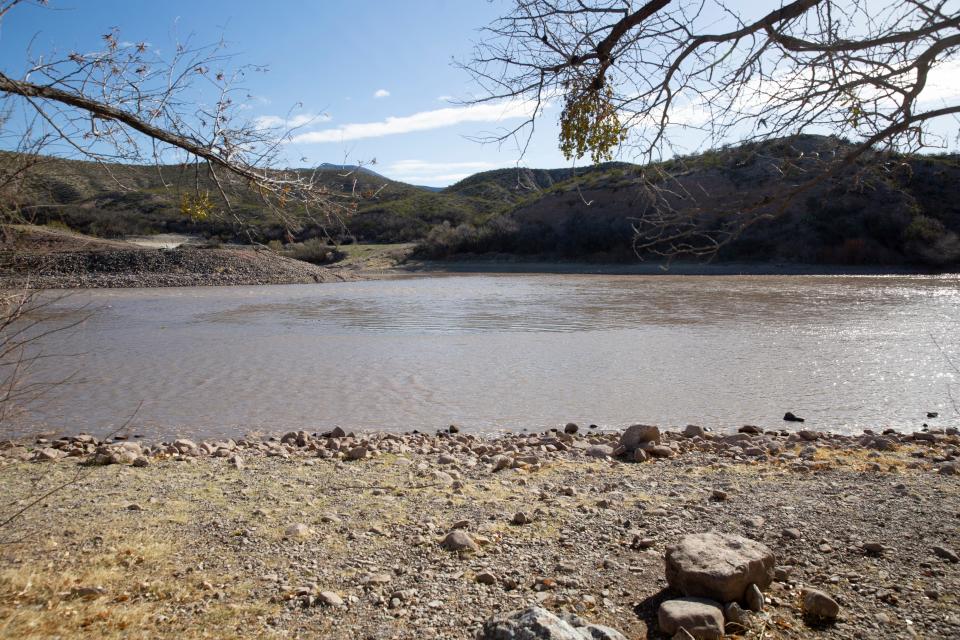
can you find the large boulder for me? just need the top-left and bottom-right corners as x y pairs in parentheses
(480, 607), (628, 640)
(665, 532), (775, 603)
(658, 598), (724, 639)
(619, 424), (661, 451)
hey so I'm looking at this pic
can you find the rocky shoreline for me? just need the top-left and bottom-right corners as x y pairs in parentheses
(1, 423), (958, 639)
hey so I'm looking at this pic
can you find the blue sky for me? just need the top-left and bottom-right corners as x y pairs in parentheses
(2, 0), (567, 186)
(3, 1), (959, 186)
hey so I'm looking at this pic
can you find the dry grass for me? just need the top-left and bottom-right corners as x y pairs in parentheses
(0, 461), (280, 639)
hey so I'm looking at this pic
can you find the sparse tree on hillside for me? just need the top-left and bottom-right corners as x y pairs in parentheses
(467, 0), (960, 256)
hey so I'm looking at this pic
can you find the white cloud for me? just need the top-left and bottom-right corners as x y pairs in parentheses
(253, 113), (330, 130)
(385, 160), (498, 187)
(388, 160), (496, 174)
(291, 99), (540, 144)
(373, 89), (391, 99)
(918, 58), (960, 104)
(437, 95), (453, 102)
(404, 173), (473, 184)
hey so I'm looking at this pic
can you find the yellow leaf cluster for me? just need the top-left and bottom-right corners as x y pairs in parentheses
(179, 192), (215, 221)
(559, 83), (626, 163)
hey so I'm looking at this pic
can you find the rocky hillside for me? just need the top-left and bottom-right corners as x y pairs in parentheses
(418, 136), (960, 267)
(7, 135), (960, 267)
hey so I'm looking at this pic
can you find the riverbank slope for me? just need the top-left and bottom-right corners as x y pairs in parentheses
(0, 225), (360, 288)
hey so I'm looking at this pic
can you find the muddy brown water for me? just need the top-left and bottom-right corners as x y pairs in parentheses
(16, 273), (960, 440)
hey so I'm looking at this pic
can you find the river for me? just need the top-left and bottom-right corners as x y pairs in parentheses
(15, 273), (960, 440)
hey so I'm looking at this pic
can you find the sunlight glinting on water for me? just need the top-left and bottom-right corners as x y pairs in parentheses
(19, 274), (960, 440)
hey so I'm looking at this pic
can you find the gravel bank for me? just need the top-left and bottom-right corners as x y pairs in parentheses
(0, 245), (358, 289)
(1, 424), (958, 639)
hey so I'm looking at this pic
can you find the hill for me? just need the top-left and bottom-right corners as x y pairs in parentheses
(6, 136), (960, 268)
(418, 136), (960, 267)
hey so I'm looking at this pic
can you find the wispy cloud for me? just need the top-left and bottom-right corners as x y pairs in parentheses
(291, 99), (540, 144)
(373, 89), (391, 99)
(386, 160), (497, 186)
(253, 113), (331, 129)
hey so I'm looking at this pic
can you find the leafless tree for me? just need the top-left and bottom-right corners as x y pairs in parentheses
(0, 0), (375, 534)
(0, 0), (357, 235)
(466, 0), (960, 256)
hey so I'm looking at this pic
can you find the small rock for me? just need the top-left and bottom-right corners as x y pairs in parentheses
(619, 424), (661, 451)
(710, 489), (727, 501)
(132, 456), (150, 467)
(648, 444), (674, 458)
(862, 542), (885, 555)
(783, 412), (805, 423)
(933, 545), (959, 563)
(34, 447), (62, 462)
(801, 588), (840, 620)
(744, 583), (764, 612)
(511, 511), (533, 525)
(658, 598), (724, 640)
(284, 523), (312, 539)
(682, 425), (706, 438)
(441, 530), (480, 553)
(476, 571), (498, 585)
(585, 445), (613, 459)
(564, 423), (579, 434)
(68, 586), (106, 600)
(723, 602), (750, 631)
(317, 591), (344, 606)
(782, 528), (801, 540)
(346, 445), (368, 461)
(480, 606), (628, 640)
